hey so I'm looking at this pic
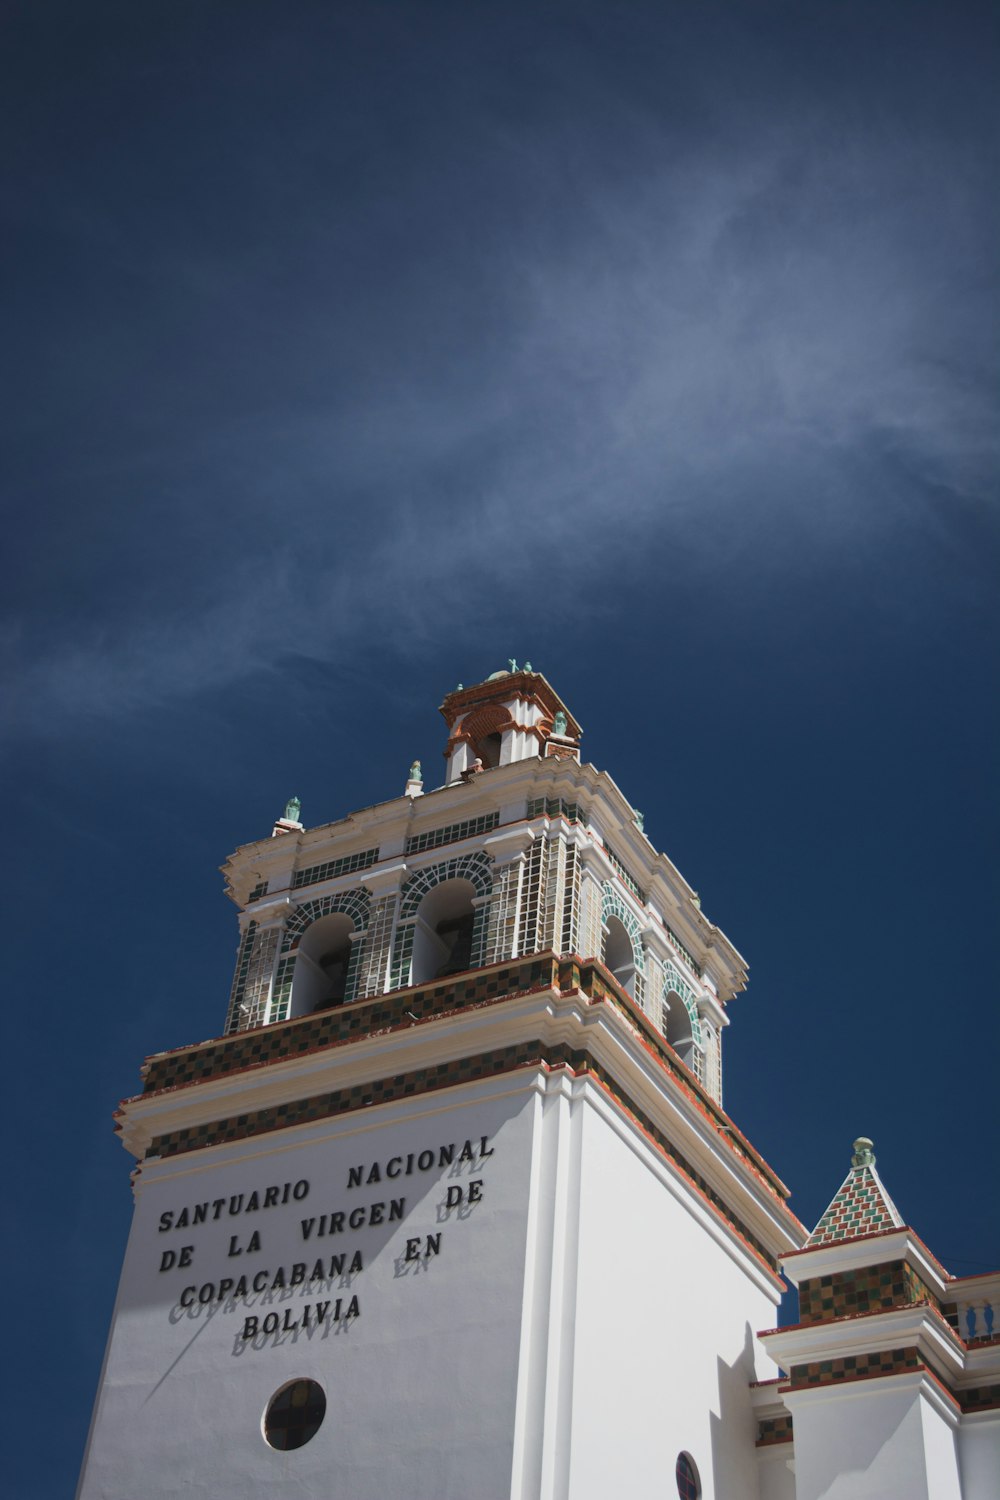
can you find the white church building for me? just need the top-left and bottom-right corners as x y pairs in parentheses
(78, 666), (999, 1498)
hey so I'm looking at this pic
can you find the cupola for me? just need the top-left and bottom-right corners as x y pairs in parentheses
(439, 660), (582, 783)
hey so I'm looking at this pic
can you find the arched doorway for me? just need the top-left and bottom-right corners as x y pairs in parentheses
(410, 877), (478, 984)
(604, 914), (639, 998)
(289, 911), (356, 1017)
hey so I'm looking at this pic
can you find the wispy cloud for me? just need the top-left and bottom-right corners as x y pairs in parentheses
(3, 50), (996, 745)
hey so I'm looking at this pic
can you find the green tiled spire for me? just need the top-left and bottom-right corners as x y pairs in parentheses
(808, 1138), (904, 1246)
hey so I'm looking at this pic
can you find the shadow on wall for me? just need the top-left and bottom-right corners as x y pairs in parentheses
(709, 1323), (764, 1500)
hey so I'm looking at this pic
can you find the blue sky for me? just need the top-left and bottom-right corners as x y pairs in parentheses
(3, 3), (998, 1494)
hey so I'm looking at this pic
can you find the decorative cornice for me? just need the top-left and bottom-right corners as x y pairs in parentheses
(115, 953), (802, 1275)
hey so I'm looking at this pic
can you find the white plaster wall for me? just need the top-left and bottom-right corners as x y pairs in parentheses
(756, 1445), (797, 1500)
(78, 1079), (538, 1500)
(788, 1380), (955, 1500)
(554, 1086), (781, 1499)
(959, 1414), (1000, 1499)
(919, 1395), (963, 1500)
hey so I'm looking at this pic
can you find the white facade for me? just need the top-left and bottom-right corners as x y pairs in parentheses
(79, 668), (999, 1499)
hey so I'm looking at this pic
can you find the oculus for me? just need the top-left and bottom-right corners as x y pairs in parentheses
(264, 1378), (326, 1452)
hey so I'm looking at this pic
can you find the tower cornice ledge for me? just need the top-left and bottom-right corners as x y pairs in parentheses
(116, 955), (803, 1277)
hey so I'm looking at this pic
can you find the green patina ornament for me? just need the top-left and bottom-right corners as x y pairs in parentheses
(408, 760), (423, 783)
(851, 1137), (876, 1168)
(508, 658), (518, 673)
(283, 795), (301, 822)
(524, 660), (533, 672)
(634, 809), (645, 832)
(552, 710), (568, 736)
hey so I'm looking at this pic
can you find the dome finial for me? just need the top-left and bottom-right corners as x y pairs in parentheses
(851, 1137), (875, 1168)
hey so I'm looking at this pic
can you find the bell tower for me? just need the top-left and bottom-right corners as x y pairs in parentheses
(78, 665), (806, 1500)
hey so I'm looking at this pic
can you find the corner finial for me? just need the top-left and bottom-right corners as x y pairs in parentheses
(273, 794), (304, 836)
(851, 1137), (876, 1168)
(508, 657), (518, 673)
(405, 759), (424, 798)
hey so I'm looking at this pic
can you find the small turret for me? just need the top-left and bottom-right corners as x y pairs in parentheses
(439, 664), (582, 782)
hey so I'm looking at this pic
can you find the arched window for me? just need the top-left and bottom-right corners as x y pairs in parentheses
(410, 878), (478, 985)
(477, 731), (503, 768)
(604, 914), (638, 998)
(661, 987), (697, 1071)
(289, 912), (356, 1017)
(665, 996), (695, 1068)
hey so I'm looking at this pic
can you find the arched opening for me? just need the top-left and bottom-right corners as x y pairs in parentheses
(603, 915), (637, 998)
(290, 912), (356, 1017)
(477, 731), (503, 768)
(661, 989), (698, 1071)
(410, 878), (478, 985)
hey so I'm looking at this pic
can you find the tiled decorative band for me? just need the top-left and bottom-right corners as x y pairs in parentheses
(756, 1415), (793, 1447)
(799, 1260), (937, 1324)
(142, 956), (555, 1093)
(142, 1040), (780, 1276)
(789, 1346), (922, 1389)
(135, 953), (785, 1203)
(961, 1383), (1000, 1413)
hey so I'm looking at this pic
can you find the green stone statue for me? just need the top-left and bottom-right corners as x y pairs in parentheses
(408, 760), (423, 783)
(283, 795), (301, 823)
(552, 710), (568, 736)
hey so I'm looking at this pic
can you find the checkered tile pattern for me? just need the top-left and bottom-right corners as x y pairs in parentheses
(808, 1161), (904, 1246)
(756, 1416), (793, 1447)
(789, 1347), (922, 1389)
(961, 1384), (1000, 1413)
(143, 954), (557, 1094)
(799, 1260), (935, 1324)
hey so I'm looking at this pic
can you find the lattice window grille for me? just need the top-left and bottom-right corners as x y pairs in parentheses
(355, 894), (396, 999)
(516, 838), (546, 957)
(527, 796), (583, 824)
(702, 1023), (721, 1102)
(560, 843), (579, 956)
(578, 872), (603, 964)
(240, 929), (279, 1031)
(664, 923), (702, 978)
(644, 953), (664, 1021)
(540, 837), (564, 953)
(225, 921), (258, 1034)
(603, 843), (647, 905)
(398, 851), (494, 915)
(484, 861), (519, 966)
(292, 848), (379, 890)
(404, 812), (499, 856)
(281, 888), (372, 948)
(271, 955), (296, 1023)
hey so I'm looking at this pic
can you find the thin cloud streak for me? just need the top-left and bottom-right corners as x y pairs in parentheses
(3, 108), (996, 744)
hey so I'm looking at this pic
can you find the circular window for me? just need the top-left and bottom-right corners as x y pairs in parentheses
(264, 1378), (326, 1451)
(675, 1452), (701, 1500)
